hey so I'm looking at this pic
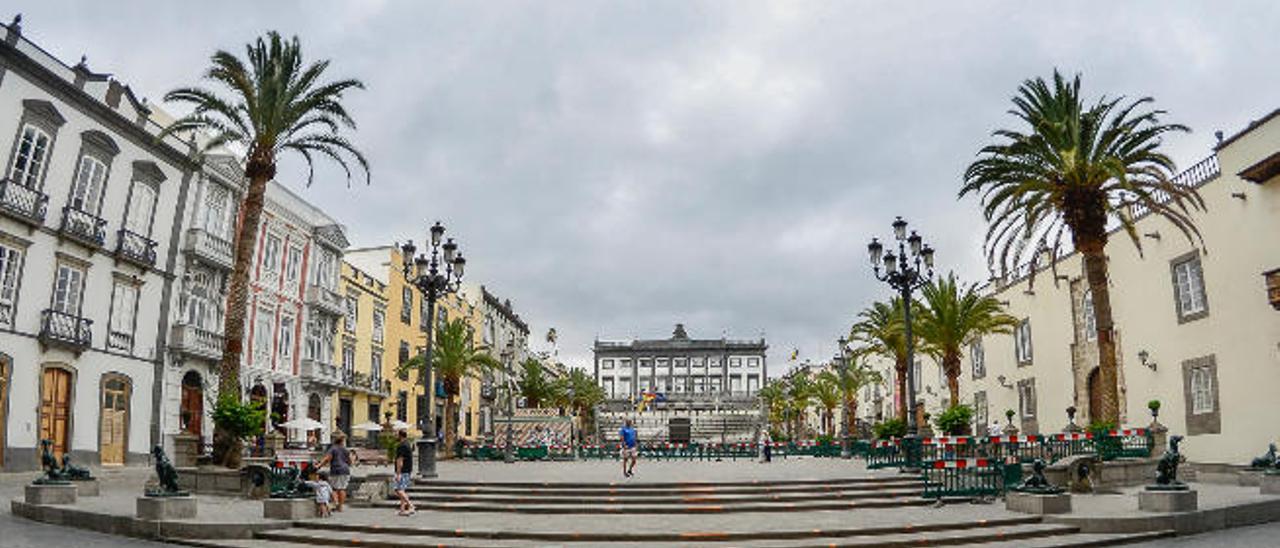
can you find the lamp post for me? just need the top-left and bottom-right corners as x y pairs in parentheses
(400, 221), (467, 479)
(866, 216), (934, 472)
(837, 337), (851, 459)
(500, 339), (517, 463)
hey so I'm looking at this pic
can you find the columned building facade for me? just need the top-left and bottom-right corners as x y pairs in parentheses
(594, 324), (767, 400)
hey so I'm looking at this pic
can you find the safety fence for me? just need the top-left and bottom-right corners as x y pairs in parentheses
(920, 457), (1024, 499)
(460, 440), (847, 461)
(867, 429), (1153, 470)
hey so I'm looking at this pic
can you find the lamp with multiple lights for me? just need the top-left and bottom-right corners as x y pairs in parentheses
(399, 221), (467, 478)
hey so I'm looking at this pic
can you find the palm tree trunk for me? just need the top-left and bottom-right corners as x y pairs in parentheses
(212, 159), (272, 468)
(444, 395), (457, 458)
(1082, 245), (1121, 424)
(895, 358), (908, 422)
(944, 351), (962, 406)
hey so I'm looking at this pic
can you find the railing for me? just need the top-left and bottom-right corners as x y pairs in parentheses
(300, 357), (341, 386)
(107, 330), (133, 351)
(115, 229), (157, 267)
(39, 309), (93, 349)
(1130, 154), (1220, 220)
(184, 228), (234, 269)
(59, 206), (107, 248)
(0, 178), (49, 226)
(921, 458), (1017, 499)
(170, 324), (224, 361)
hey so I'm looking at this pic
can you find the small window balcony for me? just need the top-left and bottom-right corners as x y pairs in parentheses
(184, 228), (234, 270)
(59, 206), (107, 249)
(39, 309), (93, 353)
(300, 357), (343, 388)
(116, 229), (157, 268)
(169, 324), (224, 362)
(306, 285), (345, 316)
(0, 178), (49, 227)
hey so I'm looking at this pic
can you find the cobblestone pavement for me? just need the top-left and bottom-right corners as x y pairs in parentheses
(1131, 521), (1280, 547)
(1, 467), (163, 547)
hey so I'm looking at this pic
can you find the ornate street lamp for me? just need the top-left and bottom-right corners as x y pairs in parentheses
(400, 221), (467, 479)
(499, 338), (517, 463)
(836, 336), (851, 459)
(867, 216), (934, 471)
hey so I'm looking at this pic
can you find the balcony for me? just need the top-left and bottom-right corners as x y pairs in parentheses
(0, 178), (49, 227)
(306, 285), (344, 316)
(341, 369), (391, 397)
(169, 324), (224, 361)
(39, 309), (93, 353)
(300, 357), (343, 388)
(59, 206), (107, 249)
(115, 229), (157, 268)
(184, 228), (234, 270)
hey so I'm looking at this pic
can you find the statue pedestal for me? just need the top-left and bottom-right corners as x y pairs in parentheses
(1260, 473), (1280, 495)
(72, 479), (100, 497)
(1138, 488), (1197, 512)
(136, 496), (198, 520)
(263, 498), (316, 519)
(173, 433), (200, 468)
(1006, 491), (1072, 514)
(25, 484), (78, 505)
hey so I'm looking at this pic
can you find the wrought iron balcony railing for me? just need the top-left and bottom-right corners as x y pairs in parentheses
(0, 178), (49, 227)
(115, 229), (157, 267)
(59, 206), (107, 248)
(39, 309), (93, 351)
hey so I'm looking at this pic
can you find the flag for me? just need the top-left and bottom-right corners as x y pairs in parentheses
(789, 348), (799, 361)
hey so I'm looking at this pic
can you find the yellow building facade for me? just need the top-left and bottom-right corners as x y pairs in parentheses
(330, 261), (392, 446)
(344, 246), (487, 449)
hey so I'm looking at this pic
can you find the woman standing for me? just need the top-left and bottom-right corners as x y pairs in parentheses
(316, 433), (352, 511)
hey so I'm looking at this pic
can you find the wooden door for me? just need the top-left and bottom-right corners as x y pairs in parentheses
(100, 377), (129, 465)
(180, 374), (203, 438)
(1087, 368), (1103, 424)
(39, 368), (72, 459)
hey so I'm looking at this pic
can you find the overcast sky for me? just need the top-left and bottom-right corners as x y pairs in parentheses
(12, 1), (1279, 374)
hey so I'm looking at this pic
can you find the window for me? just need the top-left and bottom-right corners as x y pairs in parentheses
(1171, 253), (1209, 322)
(1014, 319), (1033, 364)
(52, 263), (86, 315)
(68, 156), (108, 213)
(370, 351), (383, 384)
(107, 280), (139, 351)
(1181, 355), (1221, 435)
(401, 287), (413, 324)
(618, 358), (631, 371)
(10, 124), (53, 188)
(419, 297), (429, 332)
(437, 307), (448, 332)
(731, 376), (743, 393)
(305, 317), (324, 360)
(312, 248), (336, 290)
(396, 391), (408, 422)
(1018, 379), (1036, 419)
(912, 361), (922, 392)
(1081, 290), (1097, 341)
(123, 181), (157, 236)
(970, 340), (985, 379)
(344, 294), (358, 332)
(747, 357), (760, 368)
(746, 375), (759, 395)
(602, 379), (614, 398)
(253, 307), (275, 364)
(284, 246), (303, 287)
(730, 357), (742, 368)
(278, 314), (295, 366)
(202, 184), (230, 239)
(0, 243), (23, 327)
(261, 234), (282, 275)
(183, 268), (222, 330)
(1190, 366), (1213, 414)
(602, 359), (614, 370)
(372, 308), (385, 343)
(341, 344), (355, 375)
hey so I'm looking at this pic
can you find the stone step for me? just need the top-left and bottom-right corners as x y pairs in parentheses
(237, 522), (1081, 547)
(413, 476), (914, 489)
(946, 529), (1176, 547)
(397, 487), (924, 505)
(369, 495), (939, 513)
(405, 480), (925, 497)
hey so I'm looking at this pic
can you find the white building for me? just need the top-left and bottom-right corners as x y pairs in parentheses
(952, 108), (1280, 464)
(467, 283), (530, 437)
(594, 324), (768, 399)
(0, 19), (201, 470)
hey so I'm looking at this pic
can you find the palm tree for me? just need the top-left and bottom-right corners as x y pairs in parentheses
(849, 298), (924, 422)
(827, 359), (882, 440)
(517, 358), (554, 408)
(785, 374), (814, 439)
(961, 71), (1203, 423)
(163, 32), (368, 466)
(757, 381), (786, 434)
(812, 372), (840, 436)
(564, 369), (605, 442)
(917, 273), (1019, 405)
(402, 318), (500, 456)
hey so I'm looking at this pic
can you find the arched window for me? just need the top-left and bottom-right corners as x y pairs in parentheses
(1081, 289), (1097, 341)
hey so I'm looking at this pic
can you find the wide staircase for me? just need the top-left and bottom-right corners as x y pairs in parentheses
(189, 476), (1171, 547)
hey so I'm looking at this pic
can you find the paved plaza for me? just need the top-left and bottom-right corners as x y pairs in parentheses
(4, 459), (1280, 546)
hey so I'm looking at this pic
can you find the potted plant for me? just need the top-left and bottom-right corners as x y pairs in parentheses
(1147, 399), (1161, 420)
(934, 404), (974, 436)
(210, 395), (267, 469)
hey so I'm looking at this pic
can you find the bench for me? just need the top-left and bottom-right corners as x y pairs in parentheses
(350, 447), (388, 466)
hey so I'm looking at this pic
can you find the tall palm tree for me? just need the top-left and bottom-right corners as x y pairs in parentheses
(757, 381), (786, 434)
(917, 273), (1019, 405)
(564, 369), (605, 441)
(961, 71), (1203, 423)
(849, 298), (924, 422)
(785, 374), (814, 439)
(517, 358), (554, 408)
(402, 318), (500, 456)
(163, 32), (368, 466)
(825, 361), (882, 439)
(812, 372), (840, 435)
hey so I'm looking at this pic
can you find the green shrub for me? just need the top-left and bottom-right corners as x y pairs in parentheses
(211, 396), (267, 441)
(1147, 399), (1161, 412)
(934, 404), (974, 436)
(815, 434), (835, 446)
(379, 432), (417, 462)
(1087, 420), (1116, 436)
(873, 418), (907, 439)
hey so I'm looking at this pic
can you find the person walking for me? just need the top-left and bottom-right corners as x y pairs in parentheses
(393, 430), (416, 516)
(619, 419), (639, 478)
(316, 432), (352, 512)
(761, 429), (773, 463)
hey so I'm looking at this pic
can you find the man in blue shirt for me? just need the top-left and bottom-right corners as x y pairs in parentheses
(619, 419), (639, 478)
